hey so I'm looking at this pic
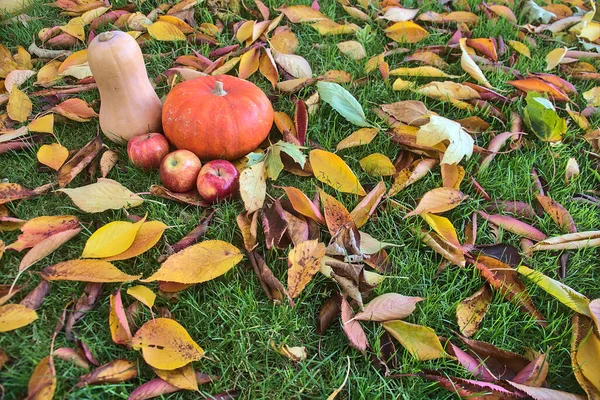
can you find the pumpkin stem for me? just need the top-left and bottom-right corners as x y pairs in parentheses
(98, 31), (115, 42)
(212, 80), (227, 96)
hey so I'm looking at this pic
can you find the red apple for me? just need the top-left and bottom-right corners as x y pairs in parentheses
(160, 150), (202, 193)
(127, 132), (170, 170)
(196, 160), (240, 203)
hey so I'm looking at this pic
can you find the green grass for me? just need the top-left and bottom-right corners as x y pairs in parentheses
(1, 0), (600, 398)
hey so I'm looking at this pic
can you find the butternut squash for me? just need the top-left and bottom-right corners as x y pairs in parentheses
(88, 31), (162, 143)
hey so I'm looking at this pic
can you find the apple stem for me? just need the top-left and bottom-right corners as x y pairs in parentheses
(212, 80), (227, 96)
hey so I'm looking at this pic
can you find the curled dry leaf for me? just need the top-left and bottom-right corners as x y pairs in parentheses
(456, 285), (492, 337)
(143, 240), (243, 284)
(382, 320), (446, 361)
(237, 211), (259, 252)
(99, 149), (118, 178)
(287, 240), (326, 299)
(0, 182), (53, 206)
(405, 188), (467, 218)
(317, 293), (342, 335)
(76, 359), (137, 387)
(41, 259), (141, 283)
(149, 185), (209, 207)
(309, 149), (366, 195)
(270, 340), (307, 362)
(54, 348), (89, 370)
(57, 135), (103, 188)
(20, 281), (50, 310)
(132, 318), (204, 370)
(57, 178), (143, 213)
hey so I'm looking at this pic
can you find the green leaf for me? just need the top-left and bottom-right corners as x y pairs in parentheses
(317, 81), (371, 127)
(246, 152), (265, 167)
(520, 0), (556, 24)
(523, 92), (566, 142)
(265, 145), (284, 180)
(275, 141), (306, 168)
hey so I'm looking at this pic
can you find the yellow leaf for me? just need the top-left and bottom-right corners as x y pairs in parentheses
(507, 40), (531, 58)
(239, 161), (266, 213)
(153, 364), (198, 391)
(132, 318), (204, 370)
(61, 17), (85, 41)
(517, 265), (590, 315)
(270, 340), (308, 362)
(420, 212), (460, 247)
(385, 21), (429, 44)
(382, 319), (446, 360)
(157, 15), (195, 34)
(236, 20), (255, 43)
(287, 240), (326, 299)
(584, 87), (600, 107)
(211, 56), (241, 76)
(270, 30), (299, 54)
(0, 304), (38, 332)
(27, 355), (56, 400)
(572, 315), (600, 398)
(127, 285), (156, 309)
(259, 49), (279, 88)
(7, 86), (31, 122)
(336, 128), (379, 151)
(337, 40), (366, 60)
(109, 290), (132, 345)
(273, 111), (296, 136)
(416, 81), (480, 101)
(278, 5), (328, 23)
(405, 187), (467, 218)
(81, 6), (110, 25)
(546, 47), (567, 71)
(41, 259), (141, 282)
(35, 60), (61, 87)
(359, 153), (396, 177)
(57, 49), (88, 74)
(104, 221), (167, 261)
(28, 114), (54, 134)
(311, 19), (359, 35)
(148, 21), (186, 41)
(309, 149), (366, 195)
(389, 66), (458, 78)
(456, 285), (492, 337)
(57, 178), (144, 213)
(82, 217), (146, 258)
(14, 46), (32, 70)
(143, 240), (243, 284)
(392, 78), (414, 91)
(37, 143), (69, 171)
(238, 47), (260, 80)
(459, 38), (492, 88)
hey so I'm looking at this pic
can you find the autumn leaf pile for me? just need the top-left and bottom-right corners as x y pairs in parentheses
(2, 0), (600, 398)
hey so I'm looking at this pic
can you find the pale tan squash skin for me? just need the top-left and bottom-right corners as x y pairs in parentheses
(88, 31), (162, 143)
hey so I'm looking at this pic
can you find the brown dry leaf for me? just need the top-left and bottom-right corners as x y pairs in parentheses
(0, 304), (38, 332)
(382, 320), (446, 360)
(536, 194), (577, 233)
(270, 340), (307, 362)
(41, 259), (141, 282)
(381, 100), (429, 126)
(336, 127), (378, 151)
(385, 21), (429, 44)
(109, 290), (132, 345)
(309, 149), (366, 195)
(132, 318), (204, 370)
(388, 158), (438, 197)
(99, 149), (118, 178)
(57, 135), (103, 187)
(28, 114), (55, 134)
(236, 211), (259, 251)
(459, 38), (493, 89)
(405, 188), (467, 218)
(359, 153), (396, 177)
(57, 178), (144, 213)
(27, 355), (56, 399)
(350, 181), (386, 229)
(51, 98), (97, 122)
(319, 189), (355, 237)
(37, 143), (69, 171)
(149, 185), (209, 207)
(0, 182), (53, 206)
(456, 285), (492, 337)
(238, 47), (260, 80)
(7, 86), (32, 122)
(143, 240), (243, 284)
(337, 40), (366, 60)
(76, 359), (137, 387)
(287, 240), (326, 299)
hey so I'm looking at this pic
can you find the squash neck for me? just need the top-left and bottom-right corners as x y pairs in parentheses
(212, 81), (227, 96)
(98, 31), (115, 42)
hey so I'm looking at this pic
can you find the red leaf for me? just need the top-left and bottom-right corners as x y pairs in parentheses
(294, 99), (308, 145)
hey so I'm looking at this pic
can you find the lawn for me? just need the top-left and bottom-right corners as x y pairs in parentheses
(1, 0), (600, 398)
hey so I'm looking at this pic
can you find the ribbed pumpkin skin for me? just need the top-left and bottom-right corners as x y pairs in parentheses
(162, 75), (274, 160)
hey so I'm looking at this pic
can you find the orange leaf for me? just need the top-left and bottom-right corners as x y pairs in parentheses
(385, 21), (429, 44)
(280, 186), (324, 224)
(287, 240), (326, 299)
(405, 188), (467, 218)
(51, 98), (98, 122)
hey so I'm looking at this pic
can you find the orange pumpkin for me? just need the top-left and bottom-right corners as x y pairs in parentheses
(162, 75), (274, 160)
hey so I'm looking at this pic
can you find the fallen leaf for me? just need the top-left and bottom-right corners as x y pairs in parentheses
(309, 149), (366, 195)
(459, 38), (492, 89)
(388, 158), (438, 196)
(487, 4), (517, 23)
(57, 135), (103, 188)
(270, 340), (307, 362)
(416, 115), (474, 165)
(385, 21), (429, 43)
(317, 81), (370, 127)
(350, 181), (386, 228)
(4, 69), (35, 92)
(359, 153), (396, 177)
(51, 98), (97, 122)
(105, 221), (167, 261)
(337, 40), (366, 60)
(35, 60), (61, 87)
(421, 212), (460, 247)
(536, 195), (576, 233)
(378, 7), (419, 22)
(99, 149), (118, 178)
(278, 5), (328, 22)
(523, 92), (566, 142)
(27, 355), (56, 399)
(517, 265), (590, 316)
(506, 381), (585, 400)
(546, 47), (567, 71)
(149, 185), (209, 207)
(311, 19), (359, 35)
(354, 293), (423, 322)
(272, 48), (312, 79)
(280, 186), (325, 224)
(405, 188), (466, 218)
(37, 143), (69, 171)
(82, 218), (145, 259)
(54, 348), (89, 370)
(109, 290), (132, 345)
(340, 296), (368, 353)
(382, 320), (446, 360)
(508, 40), (531, 58)
(416, 81), (480, 101)
(127, 285), (156, 309)
(41, 259), (141, 282)
(7, 215), (79, 252)
(28, 114), (55, 134)
(239, 161), (266, 213)
(76, 359), (137, 387)
(456, 285), (492, 337)
(143, 240), (243, 284)
(259, 49), (279, 88)
(7, 86), (32, 122)
(19, 281), (50, 310)
(129, 373), (216, 400)
(478, 212), (547, 241)
(0, 303), (38, 332)
(57, 178), (143, 213)
(238, 47), (260, 80)
(336, 127), (378, 151)
(132, 318), (204, 370)
(287, 240), (326, 298)
(389, 66), (458, 78)
(571, 315), (600, 398)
